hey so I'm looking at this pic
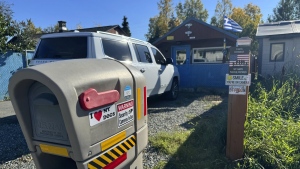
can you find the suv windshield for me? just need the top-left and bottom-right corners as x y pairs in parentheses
(34, 37), (87, 59)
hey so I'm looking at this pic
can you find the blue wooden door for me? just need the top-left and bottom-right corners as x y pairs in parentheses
(171, 45), (191, 88)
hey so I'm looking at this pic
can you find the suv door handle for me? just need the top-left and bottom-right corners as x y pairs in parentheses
(140, 68), (145, 73)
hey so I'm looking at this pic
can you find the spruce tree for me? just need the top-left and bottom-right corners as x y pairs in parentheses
(122, 16), (131, 37)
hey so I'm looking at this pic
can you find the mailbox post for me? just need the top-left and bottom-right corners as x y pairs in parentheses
(9, 59), (148, 169)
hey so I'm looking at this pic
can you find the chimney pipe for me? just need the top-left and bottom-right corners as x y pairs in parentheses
(58, 21), (67, 32)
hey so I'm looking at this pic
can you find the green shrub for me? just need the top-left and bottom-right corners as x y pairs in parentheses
(239, 74), (300, 168)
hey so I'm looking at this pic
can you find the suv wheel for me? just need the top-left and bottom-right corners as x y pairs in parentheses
(165, 79), (179, 100)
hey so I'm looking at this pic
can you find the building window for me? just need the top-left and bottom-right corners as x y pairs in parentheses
(193, 47), (229, 63)
(270, 43), (284, 62)
(176, 50), (186, 65)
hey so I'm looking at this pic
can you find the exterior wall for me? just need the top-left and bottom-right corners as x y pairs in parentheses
(157, 39), (235, 59)
(258, 39), (263, 75)
(261, 36), (300, 76)
(153, 18), (237, 89)
(177, 63), (228, 88)
(0, 51), (34, 101)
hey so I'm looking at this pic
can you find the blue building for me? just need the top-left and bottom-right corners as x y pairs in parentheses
(153, 18), (238, 89)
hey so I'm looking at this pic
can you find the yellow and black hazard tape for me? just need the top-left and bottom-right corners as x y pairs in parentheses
(88, 135), (136, 169)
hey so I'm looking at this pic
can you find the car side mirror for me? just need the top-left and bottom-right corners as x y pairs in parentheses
(165, 58), (173, 65)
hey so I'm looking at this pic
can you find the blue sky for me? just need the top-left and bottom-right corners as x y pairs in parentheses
(9, 0), (276, 41)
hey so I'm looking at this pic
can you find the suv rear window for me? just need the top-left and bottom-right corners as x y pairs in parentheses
(102, 39), (132, 61)
(34, 37), (87, 59)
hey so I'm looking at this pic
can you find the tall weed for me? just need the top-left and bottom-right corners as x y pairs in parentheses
(239, 74), (300, 168)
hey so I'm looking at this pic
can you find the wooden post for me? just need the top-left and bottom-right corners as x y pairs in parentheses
(226, 90), (248, 159)
(226, 37), (252, 160)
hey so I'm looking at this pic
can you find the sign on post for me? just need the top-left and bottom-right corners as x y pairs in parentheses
(226, 47), (250, 96)
(225, 74), (251, 86)
(229, 86), (247, 95)
(229, 47), (250, 75)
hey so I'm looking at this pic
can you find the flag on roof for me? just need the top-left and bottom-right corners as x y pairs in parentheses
(223, 16), (242, 32)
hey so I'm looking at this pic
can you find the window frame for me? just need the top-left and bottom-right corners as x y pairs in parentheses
(269, 42), (285, 62)
(175, 49), (187, 65)
(192, 47), (230, 64)
(133, 43), (153, 63)
(34, 37), (88, 59)
(101, 38), (132, 61)
(151, 47), (166, 65)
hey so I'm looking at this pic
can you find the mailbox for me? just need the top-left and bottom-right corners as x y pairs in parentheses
(9, 59), (148, 169)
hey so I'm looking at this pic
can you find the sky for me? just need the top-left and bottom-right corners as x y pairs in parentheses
(9, 0), (276, 41)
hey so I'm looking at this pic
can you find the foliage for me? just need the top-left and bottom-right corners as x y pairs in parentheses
(145, 17), (160, 43)
(42, 23), (59, 33)
(168, 13), (180, 30)
(267, 0), (300, 22)
(212, 0), (233, 28)
(0, 1), (42, 52)
(237, 74), (300, 168)
(146, 0), (209, 42)
(210, 16), (218, 26)
(12, 19), (42, 51)
(231, 3), (262, 56)
(149, 74), (300, 168)
(145, 0), (173, 43)
(296, 2), (300, 19)
(149, 131), (191, 156)
(121, 16), (131, 37)
(175, 0), (208, 22)
(0, 1), (16, 52)
(3, 95), (10, 101)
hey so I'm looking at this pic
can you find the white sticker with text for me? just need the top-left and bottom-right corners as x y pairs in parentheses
(89, 104), (116, 127)
(117, 100), (134, 128)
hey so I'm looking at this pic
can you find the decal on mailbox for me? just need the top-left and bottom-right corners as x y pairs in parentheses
(117, 100), (134, 128)
(124, 85), (132, 100)
(89, 104), (116, 126)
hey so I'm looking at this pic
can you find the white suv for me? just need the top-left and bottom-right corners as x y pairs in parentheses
(30, 31), (180, 100)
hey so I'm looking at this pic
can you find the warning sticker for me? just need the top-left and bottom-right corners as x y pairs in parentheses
(89, 104), (116, 127)
(117, 100), (134, 128)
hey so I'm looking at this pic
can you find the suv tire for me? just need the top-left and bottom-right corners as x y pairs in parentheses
(165, 79), (179, 100)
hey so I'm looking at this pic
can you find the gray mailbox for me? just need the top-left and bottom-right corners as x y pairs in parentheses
(9, 59), (148, 169)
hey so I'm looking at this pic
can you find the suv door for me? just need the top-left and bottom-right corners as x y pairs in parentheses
(132, 43), (159, 97)
(151, 47), (173, 94)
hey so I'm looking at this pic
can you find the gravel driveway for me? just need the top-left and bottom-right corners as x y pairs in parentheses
(0, 90), (227, 169)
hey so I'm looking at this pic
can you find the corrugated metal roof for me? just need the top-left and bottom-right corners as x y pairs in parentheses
(256, 20), (300, 37)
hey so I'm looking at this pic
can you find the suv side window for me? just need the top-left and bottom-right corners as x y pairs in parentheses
(151, 47), (166, 65)
(102, 39), (132, 61)
(133, 44), (152, 63)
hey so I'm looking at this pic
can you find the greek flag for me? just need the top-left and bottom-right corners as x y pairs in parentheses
(223, 16), (242, 32)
